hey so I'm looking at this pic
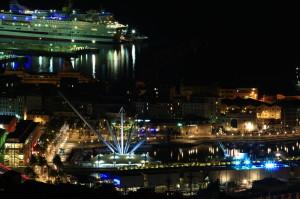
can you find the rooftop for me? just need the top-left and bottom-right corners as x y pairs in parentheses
(221, 97), (271, 107)
(0, 115), (16, 125)
(7, 120), (38, 143)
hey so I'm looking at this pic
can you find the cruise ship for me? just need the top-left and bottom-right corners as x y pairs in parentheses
(0, 1), (138, 44)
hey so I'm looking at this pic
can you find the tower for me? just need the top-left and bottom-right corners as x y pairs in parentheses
(296, 65), (300, 91)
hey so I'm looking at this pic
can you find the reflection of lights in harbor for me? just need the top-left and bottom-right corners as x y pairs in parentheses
(105, 46), (133, 80)
(113, 50), (118, 68)
(49, 57), (53, 72)
(71, 58), (75, 69)
(23, 44), (139, 82)
(92, 54), (96, 79)
(38, 56), (42, 66)
(80, 55), (83, 64)
(132, 44), (136, 67)
(120, 45), (124, 66)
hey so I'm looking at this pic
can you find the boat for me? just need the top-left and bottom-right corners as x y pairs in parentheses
(0, 1), (144, 44)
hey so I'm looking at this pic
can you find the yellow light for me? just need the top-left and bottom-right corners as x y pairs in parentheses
(245, 122), (254, 132)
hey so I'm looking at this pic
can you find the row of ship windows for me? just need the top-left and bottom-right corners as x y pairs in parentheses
(0, 27), (111, 35)
(2, 21), (123, 30)
(0, 24), (104, 32)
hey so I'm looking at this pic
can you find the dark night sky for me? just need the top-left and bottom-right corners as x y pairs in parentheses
(1, 1), (299, 93)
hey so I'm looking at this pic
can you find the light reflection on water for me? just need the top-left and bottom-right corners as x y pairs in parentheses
(150, 140), (300, 163)
(4, 43), (139, 82)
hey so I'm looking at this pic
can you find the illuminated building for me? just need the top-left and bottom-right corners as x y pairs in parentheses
(135, 101), (175, 119)
(1, 70), (93, 86)
(26, 110), (50, 125)
(181, 97), (217, 119)
(179, 124), (212, 136)
(219, 97), (284, 132)
(135, 97), (217, 120)
(0, 94), (25, 119)
(256, 105), (281, 120)
(0, 115), (17, 163)
(4, 120), (41, 167)
(219, 88), (258, 100)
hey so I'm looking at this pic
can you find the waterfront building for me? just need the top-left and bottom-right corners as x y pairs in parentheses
(26, 110), (50, 125)
(4, 120), (41, 167)
(181, 97), (217, 120)
(278, 100), (300, 128)
(219, 98), (282, 133)
(1, 69), (94, 86)
(256, 105), (281, 120)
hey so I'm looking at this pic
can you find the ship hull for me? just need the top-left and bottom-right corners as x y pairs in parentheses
(0, 29), (119, 44)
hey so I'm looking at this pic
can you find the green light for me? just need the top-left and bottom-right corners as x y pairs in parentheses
(177, 123), (183, 127)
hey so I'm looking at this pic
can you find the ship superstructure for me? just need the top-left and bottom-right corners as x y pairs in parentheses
(0, 1), (130, 43)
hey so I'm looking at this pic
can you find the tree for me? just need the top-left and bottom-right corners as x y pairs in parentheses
(37, 155), (48, 167)
(53, 154), (63, 171)
(29, 155), (38, 167)
(24, 167), (37, 179)
(48, 168), (58, 178)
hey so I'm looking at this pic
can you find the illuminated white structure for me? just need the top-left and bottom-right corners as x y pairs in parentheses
(0, 1), (129, 43)
(92, 107), (149, 168)
(102, 107), (145, 155)
(58, 92), (148, 168)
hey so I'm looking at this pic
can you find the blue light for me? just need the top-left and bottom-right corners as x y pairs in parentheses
(233, 160), (241, 165)
(232, 159), (288, 171)
(99, 173), (110, 180)
(24, 55), (32, 70)
(264, 161), (277, 169)
(13, 16), (17, 20)
(233, 152), (247, 160)
(244, 159), (251, 165)
(149, 128), (156, 133)
(113, 178), (120, 186)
